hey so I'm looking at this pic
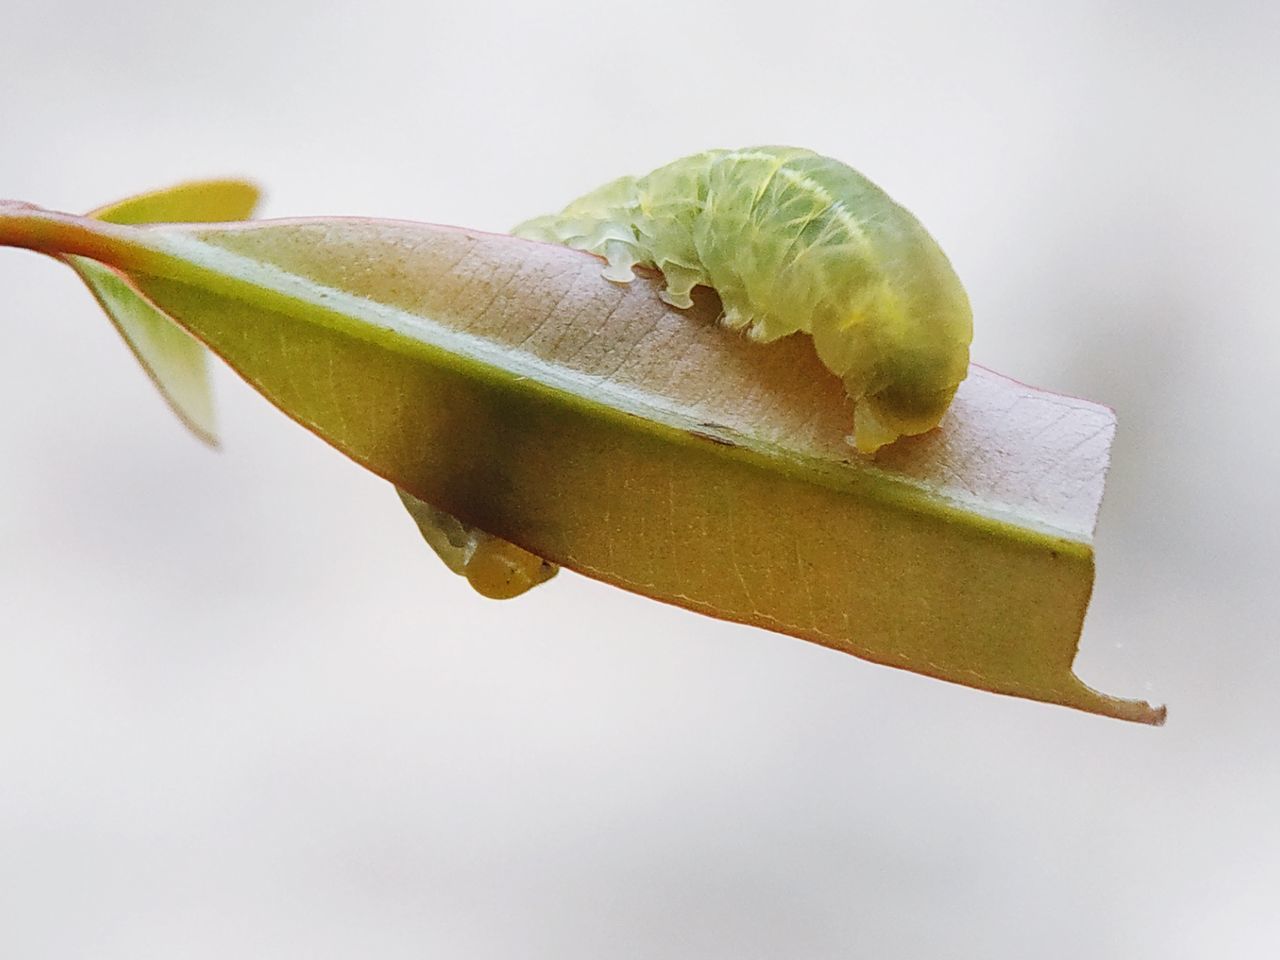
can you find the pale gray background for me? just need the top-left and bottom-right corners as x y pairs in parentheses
(1, 1), (1277, 957)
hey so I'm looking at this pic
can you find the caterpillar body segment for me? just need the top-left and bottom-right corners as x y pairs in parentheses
(514, 147), (973, 453)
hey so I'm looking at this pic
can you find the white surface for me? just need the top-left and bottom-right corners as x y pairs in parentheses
(1, 1), (1277, 957)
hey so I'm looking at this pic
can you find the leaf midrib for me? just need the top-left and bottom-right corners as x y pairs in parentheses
(115, 223), (1089, 555)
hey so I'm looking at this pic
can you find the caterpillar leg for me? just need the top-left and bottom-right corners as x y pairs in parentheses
(851, 402), (902, 455)
(717, 296), (790, 344)
(656, 262), (702, 310)
(599, 238), (640, 283)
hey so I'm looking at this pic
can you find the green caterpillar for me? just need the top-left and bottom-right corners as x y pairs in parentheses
(515, 146), (973, 453)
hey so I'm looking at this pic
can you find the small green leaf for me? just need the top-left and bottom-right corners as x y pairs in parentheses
(85, 179), (260, 227)
(64, 183), (538, 593)
(0, 201), (1164, 724)
(66, 180), (261, 445)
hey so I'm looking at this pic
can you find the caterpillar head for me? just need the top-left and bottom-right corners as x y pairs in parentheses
(848, 333), (972, 454)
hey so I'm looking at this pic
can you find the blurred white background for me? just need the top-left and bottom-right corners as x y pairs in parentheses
(2, 1), (1277, 956)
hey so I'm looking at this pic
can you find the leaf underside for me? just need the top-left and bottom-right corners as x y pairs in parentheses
(0, 201), (1165, 724)
(64, 182), (518, 592)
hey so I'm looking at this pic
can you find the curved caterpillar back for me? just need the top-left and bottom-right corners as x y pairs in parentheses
(514, 147), (973, 453)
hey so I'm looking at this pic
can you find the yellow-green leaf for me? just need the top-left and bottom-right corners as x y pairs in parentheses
(0, 201), (1164, 724)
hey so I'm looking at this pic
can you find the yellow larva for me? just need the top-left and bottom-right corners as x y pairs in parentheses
(397, 489), (557, 600)
(514, 146), (974, 453)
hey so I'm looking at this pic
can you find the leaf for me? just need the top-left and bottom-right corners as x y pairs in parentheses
(68, 180), (261, 445)
(61, 183), (541, 594)
(0, 201), (1165, 724)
